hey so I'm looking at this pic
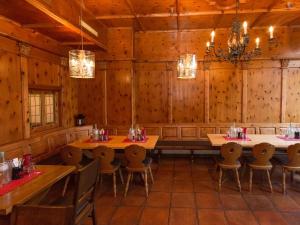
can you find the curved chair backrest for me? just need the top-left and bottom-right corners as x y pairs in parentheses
(60, 146), (82, 168)
(287, 143), (300, 167)
(93, 146), (115, 171)
(124, 145), (146, 169)
(220, 142), (242, 165)
(252, 143), (275, 166)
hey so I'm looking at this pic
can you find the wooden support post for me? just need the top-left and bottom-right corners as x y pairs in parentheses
(204, 68), (210, 123)
(167, 62), (173, 124)
(241, 61), (249, 123)
(131, 61), (136, 126)
(280, 59), (289, 123)
(19, 42), (31, 139)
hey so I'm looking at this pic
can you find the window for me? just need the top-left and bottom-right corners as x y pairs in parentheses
(29, 90), (59, 131)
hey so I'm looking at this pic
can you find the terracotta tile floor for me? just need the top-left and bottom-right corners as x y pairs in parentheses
(84, 157), (300, 225)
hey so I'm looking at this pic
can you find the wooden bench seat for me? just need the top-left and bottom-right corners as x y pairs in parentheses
(155, 140), (213, 162)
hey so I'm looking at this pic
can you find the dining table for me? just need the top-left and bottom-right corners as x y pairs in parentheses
(68, 135), (159, 150)
(207, 134), (300, 149)
(0, 165), (75, 219)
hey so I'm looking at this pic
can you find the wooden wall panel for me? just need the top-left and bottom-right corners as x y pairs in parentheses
(286, 68), (300, 122)
(61, 66), (78, 128)
(209, 68), (242, 123)
(172, 68), (205, 123)
(28, 58), (61, 86)
(97, 28), (133, 60)
(247, 68), (281, 123)
(106, 61), (132, 125)
(0, 50), (23, 145)
(135, 63), (169, 123)
(77, 68), (105, 127)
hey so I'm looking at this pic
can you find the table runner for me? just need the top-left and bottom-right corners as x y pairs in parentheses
(84, 138), (112, 143)
(0, 171), (42, 196)
(277, 136), (300, 141)
(123, 137), (149, 143)
(224, 136), (251, 141)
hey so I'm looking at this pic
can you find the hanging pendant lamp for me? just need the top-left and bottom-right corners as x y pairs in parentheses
(69, 0), (95, 79)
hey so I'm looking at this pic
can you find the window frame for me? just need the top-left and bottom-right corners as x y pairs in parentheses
(29, 87), (61, 133)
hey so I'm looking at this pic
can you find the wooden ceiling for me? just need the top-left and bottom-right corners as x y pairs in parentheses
(90, 0), (300, 30)
(0, 0), (299, 52)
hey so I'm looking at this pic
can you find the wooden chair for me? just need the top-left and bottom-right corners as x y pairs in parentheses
(48, 159), (99, 225)
(60, 146), (83, 196)
(11, 205), (74, 225)
(248, 143), (275, 193)
(282, 143), (300, 194)
(72, 159), (99, 225)
(218, 142), (242, 192)
(124, 145), (154, 197)
(92, 146), (124, 197)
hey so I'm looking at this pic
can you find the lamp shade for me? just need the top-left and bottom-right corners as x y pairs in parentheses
(69, 50), (95, 79)
(177, 54), (197, 79)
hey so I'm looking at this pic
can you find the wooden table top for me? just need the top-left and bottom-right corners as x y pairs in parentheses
(68, 135), (159, 150)
(207, 134), (300, 148)
(0, 165), (75, 215)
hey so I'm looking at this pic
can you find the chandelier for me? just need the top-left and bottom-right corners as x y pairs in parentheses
(205, 0), (275, 64)
(69, 0), (95, 79)
(177, 53), (197, 79)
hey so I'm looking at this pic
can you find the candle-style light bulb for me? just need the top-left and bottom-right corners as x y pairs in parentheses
(206, 41), (210, 48)
(269, 26), (274, 39)
(243, 21), (248, 35)
(255, 37), (260, 49)
(211, 31), (215, 43)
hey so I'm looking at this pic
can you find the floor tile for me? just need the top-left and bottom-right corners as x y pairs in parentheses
(171, 193), (196, 208)
(139, 207), (169, 225)
(220, 194), (248, 210)
(270, 195), (300, 212)
(173, 180), (194, 192)
(169, 208), (197, 225)
(194, 181), (216, 193)
(253, 211), (288, 225)
(96, 195), (121, 206)
(146, 192), (171, 207)
(243, 195), (275, 210)
(281, 212), (300, 225)
(95, 206), (116, 225)
(195, 193), (222, 209)
(225, 210), (259, 225)
(198, 209), (228, 225)
(121, 195), (146, 206)
(110, 206), (142, 225)
(151, 180), (172, 192)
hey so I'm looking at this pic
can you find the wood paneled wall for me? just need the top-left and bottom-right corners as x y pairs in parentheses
(0, 29), (78, 146)
(77, 27), (300, 140)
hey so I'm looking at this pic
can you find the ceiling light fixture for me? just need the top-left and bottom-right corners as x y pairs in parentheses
(69, 0), (95, 79)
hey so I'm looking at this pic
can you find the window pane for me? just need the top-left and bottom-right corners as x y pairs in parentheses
(29, 93), (41, 127)
(45, 94), (55, 123)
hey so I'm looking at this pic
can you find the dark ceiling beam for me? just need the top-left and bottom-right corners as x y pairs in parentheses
(175, 0), (180, 30)
(96, 8), (300, 20)
(250, 0), (280, 28)
(213, 13), (224, 29)
(24, 0), (107, 50)
(124, 0), (145, 31)
(61, 41), (95, 46)
(22, 23), (64, 28)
